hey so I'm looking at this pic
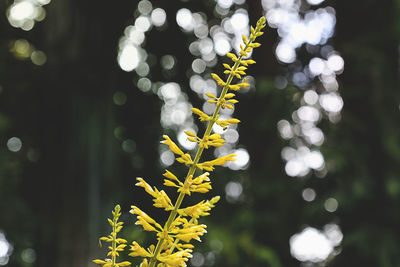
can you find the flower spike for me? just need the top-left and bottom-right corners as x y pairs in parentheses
(93, 16), (266, 267)
(93, 205), (131, 267)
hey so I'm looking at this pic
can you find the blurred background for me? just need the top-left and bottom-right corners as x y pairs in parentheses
(1, 0), (400, 266)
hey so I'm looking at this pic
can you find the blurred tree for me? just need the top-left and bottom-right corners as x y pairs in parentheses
(1, 0), (162, 266)
(329, 0), (400, 266)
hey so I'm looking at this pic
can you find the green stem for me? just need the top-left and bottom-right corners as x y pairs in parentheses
(168, 238), (180, 254)
(148, 42), (250, 267)
(112, 217), (117, 267)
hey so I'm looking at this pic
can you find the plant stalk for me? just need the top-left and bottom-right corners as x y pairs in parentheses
(148, 44), (249, 267)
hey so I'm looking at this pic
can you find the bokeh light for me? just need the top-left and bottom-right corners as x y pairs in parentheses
(283, 146), (324, 177)
(151, 8), (166, 27)
(11, 39), (32, 59)
(225, 181), (243, 202)
(190, 252), (205, 266)
(137, 77), (152, 92)
(324, 197), (338, 212)
(31, 50), (47, 65)
(176, 8), (194, 31)
(118, 44), (140, 72)
(160, 150), (174, 167)
(0, 232), (12, 265)
(138, 0), (152, 15)
(319, 93), (343, 113)
(224, 129), (239, 144)
(265, 0), (344, 182)
(290, 225), (341, 263)
(307, 0), (325, 5)
(302, 188), (316, 202)
(160, 55), (175, 70)
(7, 137), (22, 152)
(327, 54), (344, 72)
(7, 0), (49, 31)
(276, 43), (296, 63)
(228, 148), (250, 170)
(21, 248), (36, 264)
(121, 139), (136, 153)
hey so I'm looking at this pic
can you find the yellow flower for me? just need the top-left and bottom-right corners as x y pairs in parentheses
(215, 118), (240, 129)
(130, 206), (163, 232)
(175, 153), (194, 166)
(157, 249), (193, 267)
(190, 172), (212, 193)
(163, 170), (181, 183)
(199, 133), (225, 149)
(197, 154), (236, 171)
(93, 205), (131, 266)
(161, 135), (184, 156)
(175, 243), (194, 251)
(93, 259), (110, 265)
(191, 108), (211, 121)
(211, 73), (226, 87)
(176, 172), (212, 195)
(205, 93), (217, 100)
(129, 241), (153, 258)
(116, 262), (131, 267)
(140, 259), (149, 267)
(172, 219), (208, 243)
(226, 52), (238, 62)
(136, 178), (174, 211)
(177, 196), (220, 219)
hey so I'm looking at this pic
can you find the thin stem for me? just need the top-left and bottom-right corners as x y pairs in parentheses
(112, 217), (117, 267)
(148, 42), (251, 267)
(168, 239), (180, 254)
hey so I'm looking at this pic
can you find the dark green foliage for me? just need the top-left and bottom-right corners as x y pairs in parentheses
(0, 0), (399, 266)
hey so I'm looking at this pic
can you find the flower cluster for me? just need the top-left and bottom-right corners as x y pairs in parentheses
(93, 205), (131, 267)
(93, 16), (266, 267)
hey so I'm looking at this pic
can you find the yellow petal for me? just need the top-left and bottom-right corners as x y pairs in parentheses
(93, 259), (107, 265)
(130, 206), (162, 230)
(205, 93), (216, 99)
(223, 63), (231, 70)
(187, 137), (198, 142)
(135, 217), (157, 232)
(242, 34), (248, 44)
(226, 52), (238, 61)
(239, 50), (248, 57)
(163, 170), (181, 183)
(135, 178), (155, 196)
(161, 135), (184, 156)
(208, 133), (221, 140)
(191, 108), (211, 121)
(211, 73), (226, 87)
(129, 241), (152, 258)
(225, 118), (240, 124)
(229, 85), (241, 91)
(224, 93), (235, 99)
(139, 259), (149, 267)
(164, 179), (179, 188)
(116, 262), (131, 267)
(184, 130), (197, 137)
(243, 59), (256, 65)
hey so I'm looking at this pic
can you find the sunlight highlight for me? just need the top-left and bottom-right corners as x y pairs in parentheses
(7, 0), (49, 31)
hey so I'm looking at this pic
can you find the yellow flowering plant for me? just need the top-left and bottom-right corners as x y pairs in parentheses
(94, 16), (266, 267)
(93, 205), (131, 267)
